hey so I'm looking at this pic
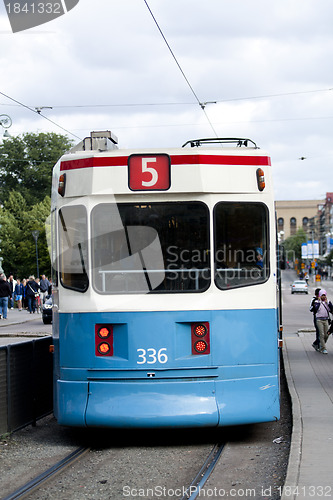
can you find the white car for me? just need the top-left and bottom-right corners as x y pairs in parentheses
(291, 280), (309, 294)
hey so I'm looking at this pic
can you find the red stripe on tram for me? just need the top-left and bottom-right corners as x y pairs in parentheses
(60, 154), (271, 171)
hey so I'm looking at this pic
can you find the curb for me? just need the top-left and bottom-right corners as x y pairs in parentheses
(0, 332), (50, 337)
(0, 317), (39, 328)
(281, 344), (302, 500)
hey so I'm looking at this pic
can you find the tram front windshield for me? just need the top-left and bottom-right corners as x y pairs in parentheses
(91, 202), (210, 294)
(58, 201), (269, 294)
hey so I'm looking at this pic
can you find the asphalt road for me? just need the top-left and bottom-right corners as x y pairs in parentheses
(281, 268), (333, 334)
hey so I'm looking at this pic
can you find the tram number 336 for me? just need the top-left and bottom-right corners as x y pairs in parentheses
(137, 348), (168, 364)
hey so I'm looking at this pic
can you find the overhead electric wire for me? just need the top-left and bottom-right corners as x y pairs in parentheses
(61, 113), (333, 135)
(142, 0), (219, 137)
(217, 87), (333, 102)
(0, 87), (331, 112)
(0, 90), (82, 140)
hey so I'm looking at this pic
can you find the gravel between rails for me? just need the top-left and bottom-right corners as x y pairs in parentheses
(0, 365), (291, 500)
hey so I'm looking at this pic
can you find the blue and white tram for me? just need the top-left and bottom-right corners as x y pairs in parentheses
(50, 132), (281, 428)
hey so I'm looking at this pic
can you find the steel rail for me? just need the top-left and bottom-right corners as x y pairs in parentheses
(180, 443), (225, 500)
(3, 446), (90, 500)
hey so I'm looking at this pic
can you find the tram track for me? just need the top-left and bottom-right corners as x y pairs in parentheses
(2, 440), (225, 500)
(180, 443), (225, 500)
(3, 446), (90, 500)
(1, 383), (291, 500)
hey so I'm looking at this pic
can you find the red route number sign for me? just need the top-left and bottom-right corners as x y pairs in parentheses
(128, 154), (171, 191)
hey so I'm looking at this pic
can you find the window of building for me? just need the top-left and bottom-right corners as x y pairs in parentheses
(290, 217), (297, 235)
(302, 217), (309, 230)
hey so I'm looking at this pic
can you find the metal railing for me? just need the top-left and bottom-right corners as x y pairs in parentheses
(0, 337), (53, 434)
(98, 268), (210, 292)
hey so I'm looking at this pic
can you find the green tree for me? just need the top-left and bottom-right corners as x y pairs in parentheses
(282, 228), (307, 262)
(0, 192), (51, 277)
(0, 201), (22, 274)
(323, 248), (333, 267)
(0, 132), (73, 206)
(0, 132), (73, 277)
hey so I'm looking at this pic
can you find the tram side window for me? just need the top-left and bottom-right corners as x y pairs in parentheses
(50, 209), (58, 288)
(214, 202), (269, 289)
(91, 202), (210, 294)
(58, 205), (89, 292)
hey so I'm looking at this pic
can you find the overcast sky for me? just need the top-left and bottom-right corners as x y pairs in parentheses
(1, 0), (333, 201)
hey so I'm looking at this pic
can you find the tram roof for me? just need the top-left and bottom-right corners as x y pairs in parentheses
(52, 133), (272, 199)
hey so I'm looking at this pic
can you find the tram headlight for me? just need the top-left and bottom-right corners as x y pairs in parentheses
(95, 324), (113, 356)
(191, 322), (210, 355)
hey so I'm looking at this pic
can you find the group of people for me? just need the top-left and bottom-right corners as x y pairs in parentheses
(0, 273), (51, 319)
(310, 287), (333, 354)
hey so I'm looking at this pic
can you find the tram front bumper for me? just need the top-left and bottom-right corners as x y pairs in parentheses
(55, 374), (280, 428)
(56, 379), (219, 428)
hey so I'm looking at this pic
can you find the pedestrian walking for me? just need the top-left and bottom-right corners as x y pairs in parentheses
(8, 273), (16, 310)
(310, 288), (321, 351)
(39, 274), (51, 304)
(22, 278), (27, 309)
(25, 275), (40, 314)
(0, 274), (12, 319)
(313, 289), (333, 354)
(14, 278), (24, 311)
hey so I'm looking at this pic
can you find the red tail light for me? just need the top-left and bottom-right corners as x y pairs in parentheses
(191, 322), (210, 355)
(95, 324), (113, 356)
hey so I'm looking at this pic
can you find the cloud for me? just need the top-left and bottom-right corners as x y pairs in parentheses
(1, 0), (333, 200)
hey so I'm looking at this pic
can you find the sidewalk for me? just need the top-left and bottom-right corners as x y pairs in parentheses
(282, 329), (333, 499)
(0, 308), (38, 328)
(0, 308), (50, 346)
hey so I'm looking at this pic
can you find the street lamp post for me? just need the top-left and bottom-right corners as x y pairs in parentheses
(0, 116), (12, 274)
(32, 230), (40, 278)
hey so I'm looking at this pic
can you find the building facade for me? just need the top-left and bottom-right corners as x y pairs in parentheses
(275, 199), (322, 240)
(275, 193), (333, 257)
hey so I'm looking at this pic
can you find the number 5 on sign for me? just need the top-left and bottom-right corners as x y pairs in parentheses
(128, 154), (171, 191)
(141, 158), (158, 186)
